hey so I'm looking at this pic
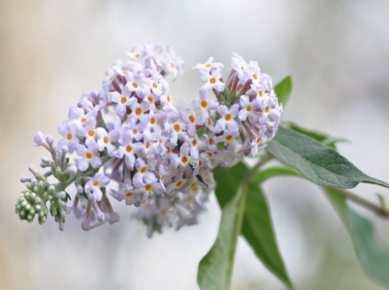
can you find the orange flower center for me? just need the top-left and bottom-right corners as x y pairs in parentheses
(120, 97), (127, 104)
(173, 124), (181, 132)
(209, 78), (216, 84)
(104, 137), (109, 144)
(200, 100), (208, 108)
(224, 114), (231, 121)
(126, 192), (133, 197)
(126, 146), (132, 153)
(135, 108), (142, 116)
(88, 130), (94, 137)
(66, 134), (72, 140)
(86, 152), (92, 159)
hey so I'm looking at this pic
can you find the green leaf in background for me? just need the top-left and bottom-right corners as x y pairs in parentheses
(251, 166), (302, 185)
(325, 187), (389, 289)
(274, 76), (292, 107)
(197, 127), (206, 138)
(266, 126), (389, 189)
(210, 163), (293, 289)
(283, 122), (348, 149)
(197, 168), (249, 290)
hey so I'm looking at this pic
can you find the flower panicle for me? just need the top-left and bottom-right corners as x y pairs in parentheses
(16, 42), (282, 237)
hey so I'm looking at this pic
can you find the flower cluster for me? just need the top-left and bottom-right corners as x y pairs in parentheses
(15, 41), (282, 237)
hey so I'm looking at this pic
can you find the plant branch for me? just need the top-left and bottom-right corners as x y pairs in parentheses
(329, 187), (389, 218)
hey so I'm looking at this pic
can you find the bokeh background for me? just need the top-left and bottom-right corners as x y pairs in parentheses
(1, 0), (389, 289)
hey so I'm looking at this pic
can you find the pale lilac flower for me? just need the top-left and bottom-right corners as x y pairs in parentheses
(110, 86), (137, 117)
(238, 95), (262, 123)
(193, 57), (223, 73)
(56, 121), (80, 153)
(18, 42), (282, 235)
(215, 104), (240, 132)
(125, 44), (145, 61)
(84, 173), (110, 201)
(77, 139), (101, 171)
(33, 131), (48, 148)
(179, 109), (198, 137)
(97, 127), (120, 154)
(128, 101), (150, 123)
(115, 128), (138, 169)
(132, 159), (157, 188)
(199, 69), (225, 99)
(81, 119), (106, 144)
(192, 98), (219, 124)
(125, 71), (149, 97)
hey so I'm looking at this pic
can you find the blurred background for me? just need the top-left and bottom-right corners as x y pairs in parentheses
(1, 0), (389, 289)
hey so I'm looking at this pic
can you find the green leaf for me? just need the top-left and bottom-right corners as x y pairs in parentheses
(197, 168), (249, 290)
(211, 163), (293, 289)
(243, 182), (293, 289)
(251, 166), (302, 185)
(283, 122), (348, 149)
(274, 76), (292, 107)
(217, 142), (225, 151)
(197, 127), (206, 138)
(266, 126), (389, 189)
(325, 187), (389, 288)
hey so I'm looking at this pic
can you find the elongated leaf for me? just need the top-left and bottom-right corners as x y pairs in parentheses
(243, 182), (293, 289)
(325, 187), (389, 288)
(197, 170), (248, 290)
(283, 122), (348, 149)
(212, 163), (293, 289)
(274, 76), (292, 107)
(267, 127), (389, 189)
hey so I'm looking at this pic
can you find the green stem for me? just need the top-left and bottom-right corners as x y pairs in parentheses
(249, 153), (273, 176)
(55, 155), (111, 192)
(330, 188), (389, 218)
